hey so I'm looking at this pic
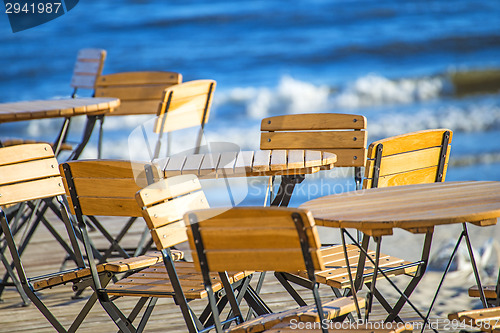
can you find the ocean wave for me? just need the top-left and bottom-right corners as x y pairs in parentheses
(214, 74), (448, 118)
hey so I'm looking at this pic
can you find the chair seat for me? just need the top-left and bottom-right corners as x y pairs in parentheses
(226, 296), (364, 333)
(469, 285), (498, 299)
(106, 261), (253, 299)
(31, 251), (175, 290)
(449, 307), (500, 332)
(263, 321), (413, 332)
(295, 245), (419, 289)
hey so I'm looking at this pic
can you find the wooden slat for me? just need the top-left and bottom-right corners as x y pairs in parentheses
(136, 174), (202, 207)
(71, 75), (98, 89)
(103, 100), (161, 116)
(198, 153), (220, 177)
(252, 150), (271, 172)
(234, 151), (255, 174)
(164, 155), (186, 177)
(107, 261), (251, 299)
(228, 297), (364, 333)
(270, 150), (287, 171)
(95, 85), (168, 101)
(287, 150), (305, 169)
(364, 165), (443, 189)
(261, 131), (366, 150)
(72, 178), (141, 198)
(161, 79), (215, 101)
(75, 48), (106, 61)
(216, 151), (238, 176)
(78, 197), (142, 217)
(469, 285), (498, 299)
(449, 307), (500, 328)
(0, 177), (65, 206)
(143, 191), (207, 229)
(151, 221), (189, 249)
(0, 143), (54, 166)
(0, 158), (60, 185)
(95, 71), (181, 86)
(264, 322), (411, 333)
(181, 154), (205, 175)
(154, 104), (209, 132)
(261, 114), (367, 131)
(73, 61), (101, 74)
(63, 159), (161, 179)
(367, 129), (452, 158)
(304, 150), (322, 168)
(365, 147), (442, 178)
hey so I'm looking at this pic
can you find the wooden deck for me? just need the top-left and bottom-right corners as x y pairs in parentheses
(0, 212), (463, 332)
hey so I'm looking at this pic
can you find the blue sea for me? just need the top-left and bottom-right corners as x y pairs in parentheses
(1, 0), (500, 206)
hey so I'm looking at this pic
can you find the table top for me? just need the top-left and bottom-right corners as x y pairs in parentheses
(0, 97), (120, 123)
(162, 150), (337, 178)
(300, 181), (500, 236)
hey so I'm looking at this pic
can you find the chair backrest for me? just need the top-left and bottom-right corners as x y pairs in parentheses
(0, 143), (65, 205)
(152, 79), (216, 157)
(154, 79), (216, 134)
(70, 48), (107, 93)
(135, 175), (209, 250)
(60, 159), (162, 217)
(185, 207), (325, 275)
(0, 144), (85, 289)
(363, 129), (453, 189)
(94, 71), (182, 116)
(260, 113), (367, 167)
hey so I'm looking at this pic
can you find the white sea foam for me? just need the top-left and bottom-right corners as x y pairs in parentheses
(214, 74), (447, 119)
(331, 74), (447, 109)
(214, 75), (330, 119)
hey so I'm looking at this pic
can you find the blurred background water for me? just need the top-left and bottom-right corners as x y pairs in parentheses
(1, 0), (500, 206)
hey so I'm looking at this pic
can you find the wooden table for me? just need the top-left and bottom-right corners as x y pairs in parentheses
(300, 181), (500, 326)
(0, 97), (119, 158)
(161, 149), (337, 207)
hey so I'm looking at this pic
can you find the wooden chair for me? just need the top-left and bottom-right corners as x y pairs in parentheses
(70, 48), (107, 97)
(185, 206), (364, 333)
(0, 144), (162, 332)
(152, 79), (216, 158)
(274, 129), (453, 322)
(363, 129), (452, 189)
(88, 70), (183, 158)
(69, 175), (253, 333)
(261, 113), (367, 192)
(0, 48), (107, 156)
(449, 307), (500, 332)
(59, 159), (172, 265)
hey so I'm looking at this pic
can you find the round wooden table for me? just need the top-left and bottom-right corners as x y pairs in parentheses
(0, 97), (119, 159)
(300, 181), (500, 324)
(300, 181), (500, 236)
(0, 97), (119, 122)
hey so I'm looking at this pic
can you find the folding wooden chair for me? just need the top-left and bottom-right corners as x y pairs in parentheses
(152, 79), (216, 159)
(70, 48), (107, 97)
(0, 143), (162, 332)
(275, 129), (453, 324)
(87, 70), (182, 159)
(59, 159), (172, 266)
(185, 206), (364, 333)
(260, 113), (367, 207)
(65, 175), (253, 332)
(0, 48), (107, 156)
